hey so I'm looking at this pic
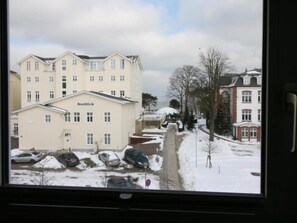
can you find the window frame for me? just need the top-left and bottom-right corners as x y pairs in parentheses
(242, 91), (252, 103)
(2, 0), (287, 221)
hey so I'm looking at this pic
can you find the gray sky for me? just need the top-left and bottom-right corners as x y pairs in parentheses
(9, 0), (263, 107)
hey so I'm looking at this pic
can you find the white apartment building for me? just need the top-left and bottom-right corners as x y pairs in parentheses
(220, 69), (262, 142)
(14, 51), (143, 151)
(14, 91), (136, 151)
(10, 70), (21, 138)
(18, 51), (143, 117)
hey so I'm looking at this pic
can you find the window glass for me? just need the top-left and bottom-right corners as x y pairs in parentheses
(9, 0), (263, 194)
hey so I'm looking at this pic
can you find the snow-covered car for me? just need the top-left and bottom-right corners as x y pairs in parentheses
(124, 148), (149, 168)
(98, 151), (121, 167)
(106, 176), (135, 189)
(56, 152), (80, 167)
(11, 151), (44, 164)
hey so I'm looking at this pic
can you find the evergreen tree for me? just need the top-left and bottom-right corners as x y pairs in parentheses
(214, 104), (230, 135)
(186, 110), (195, 130)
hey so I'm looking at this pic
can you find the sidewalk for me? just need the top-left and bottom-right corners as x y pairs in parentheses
(159, 123), (183, 190)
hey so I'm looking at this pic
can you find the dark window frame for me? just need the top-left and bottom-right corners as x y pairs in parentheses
(1, 0), (290, 221)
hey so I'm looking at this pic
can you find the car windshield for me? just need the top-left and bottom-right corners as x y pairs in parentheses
(116, 180), (132, 188)
(105, 152), (118, 159)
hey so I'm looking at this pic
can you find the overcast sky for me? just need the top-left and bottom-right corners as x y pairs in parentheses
(9, 0), (263, 107)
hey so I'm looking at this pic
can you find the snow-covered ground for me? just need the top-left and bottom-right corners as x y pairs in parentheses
(178, 119), (260, 194)
(10, 119), (261, 194)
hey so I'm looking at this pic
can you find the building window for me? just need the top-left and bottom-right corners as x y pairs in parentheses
(222, 91), (228, 103)
(35, 61), (39, 70)
(241, 128), (249, 138)
(257, 75), (262, 85)
(90, 76), (94, 82)
(98, 62), (104, 70)
(26, 77), (31, 82)
(64, 112), (70, 122)
(35, 91), (40, 102)
(87, 112), (93, 122)
(243, 76), (250, 85)
(62, 59), (66, 70)
(242, 91), (252, 103)
(26, 61), (31, 71)
(111, 59), (115, 69)
(73, 90), (77, 93)
(111, 75), (115, 81)
(52, 63), (55, 71)
(62, 76), (66, 81)
(35, 77), (39, 82)
(104, 133), (111, 145)
(74, 112), (80, 122)
(62, 82), (66, 89)
(27, 91), (31, 102)
(73, 75), (77, 81)
(111, 91), (115, 96)
(258, 109), (261, 122)
(120, 75), (124, 81)
(242, 109), (252, 122)
(87, 133), (94, 145)
(13, 123), (18, 136)
(90, 62), (96, 70)
(258, 91), (261, 103)
(98, 76), (103, 81)
(120, 90), (125, 97)
(62, 91), (67, 97)
(49, 91), (54, 99)
(73, 59), (77, 65)
(250, 128), (257, 138)
(45, 115), (51, 123)
(120, 59), (125, 69)
(104, 112), (111, 123)
(49, 76), (54, 82)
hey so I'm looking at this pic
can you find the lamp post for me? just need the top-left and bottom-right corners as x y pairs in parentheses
(195, 127), (198, 167)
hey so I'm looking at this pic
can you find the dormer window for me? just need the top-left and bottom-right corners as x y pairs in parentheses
(257, 75), (262, 85)
(222, 91), (229, 103)
(243, 75), (250, 85)
(62, 60), (66, 70)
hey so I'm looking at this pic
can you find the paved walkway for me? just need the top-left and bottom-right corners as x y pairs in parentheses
(159, 123), (183, 190)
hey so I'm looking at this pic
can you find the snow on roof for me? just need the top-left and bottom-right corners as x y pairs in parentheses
(156, 107), (179, 115)
(247, 70), (261, 75)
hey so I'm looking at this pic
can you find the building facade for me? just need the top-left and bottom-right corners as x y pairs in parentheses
(14, 91), (136, 152)
(10, 70), (21, 140)
(220, 69), (262, 142)
(10, 70), (21, 112)
(18, 51), (143, 118)
(15, 51), (143, 151)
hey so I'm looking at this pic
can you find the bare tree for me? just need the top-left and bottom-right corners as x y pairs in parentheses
(167, 75), (185, 113)
(33, 159), (55, 185)
(203, 141), (216, 168)
(199, 47), (231, 141)
(167, 65), (199, 114)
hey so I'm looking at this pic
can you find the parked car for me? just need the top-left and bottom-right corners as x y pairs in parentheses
(98, 151), (121, 167)
(11, 151), (44, 164)
(124, 148), (149, 168)
(56, 152), (80, 167)
(106, 176), (135, 189)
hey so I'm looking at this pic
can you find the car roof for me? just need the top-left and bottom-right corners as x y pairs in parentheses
(108, 176), (127, 182)
(58, 152), (77, 157)
(100, 151), (119, 159)
(126, 148), (141, 152)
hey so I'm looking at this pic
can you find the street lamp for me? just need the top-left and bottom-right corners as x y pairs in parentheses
(195, 127), (198, 167)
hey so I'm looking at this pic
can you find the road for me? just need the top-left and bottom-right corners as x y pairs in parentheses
(159, 123), (183, 190)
